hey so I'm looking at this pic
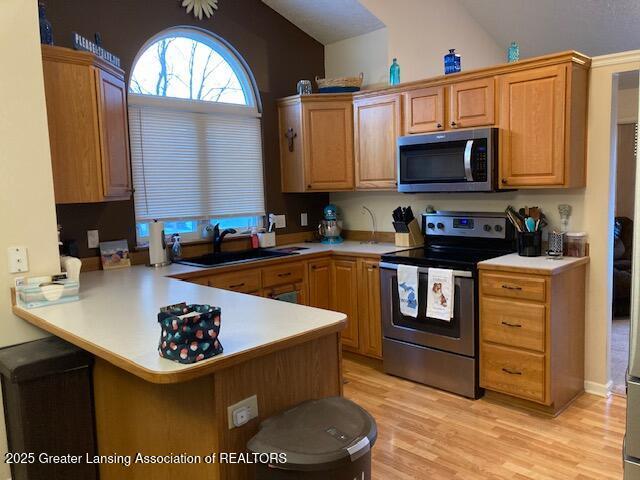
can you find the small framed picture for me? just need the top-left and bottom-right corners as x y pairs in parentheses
(100, 240), (131, 270)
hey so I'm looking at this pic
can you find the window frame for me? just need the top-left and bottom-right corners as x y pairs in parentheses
(128, 27), (265, 247)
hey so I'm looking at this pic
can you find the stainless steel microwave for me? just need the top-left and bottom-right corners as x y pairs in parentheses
(397, 127), (498, 193)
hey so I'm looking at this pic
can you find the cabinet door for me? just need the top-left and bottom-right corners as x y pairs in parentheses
(95, 68), (132, 198)
(498, 65), (567, 188)
(42, 52), (103, 203)
(354, 94), (401, 190)
(303, 101), (354, 191)
(402, 86), (445, 134)
(333, 259), (359, 350)
(449, 77), (495, 128)
(358, 259), (382, 358)
(307, 259), (333, 309)
(278, 101), (304, 192)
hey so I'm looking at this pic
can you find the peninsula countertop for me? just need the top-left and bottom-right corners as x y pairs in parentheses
(12, 241), (403, 384)
(478, 252), (590, 275)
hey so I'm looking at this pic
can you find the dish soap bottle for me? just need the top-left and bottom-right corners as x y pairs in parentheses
(444, 49), (461, 74)
(389, 58), (400, 86)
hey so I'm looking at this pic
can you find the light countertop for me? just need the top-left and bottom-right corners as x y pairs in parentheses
(478, 252), (589, 275)
(12, 241), (402, 384)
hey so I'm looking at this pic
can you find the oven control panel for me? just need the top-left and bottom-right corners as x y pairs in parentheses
(423, 212), (510, 239)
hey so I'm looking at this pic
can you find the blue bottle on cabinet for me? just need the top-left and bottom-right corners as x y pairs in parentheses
(507, 42), (520, 62)
(389, 58), (400, 86)
(38, 1), (54, 45)
(444, 49), (461, 74)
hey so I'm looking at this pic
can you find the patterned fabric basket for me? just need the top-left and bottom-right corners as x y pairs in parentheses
(158, 304), (223, 364)
(315, 73), (364, 93)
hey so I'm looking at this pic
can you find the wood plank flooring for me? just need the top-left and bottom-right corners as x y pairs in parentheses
(343, 354), (625, 480)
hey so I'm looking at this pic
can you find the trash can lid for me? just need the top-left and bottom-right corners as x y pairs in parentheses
(247, 396), (377, 471)
(0, 337), (92, 383)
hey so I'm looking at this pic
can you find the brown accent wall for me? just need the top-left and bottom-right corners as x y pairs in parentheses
(49, 0), (328, 257)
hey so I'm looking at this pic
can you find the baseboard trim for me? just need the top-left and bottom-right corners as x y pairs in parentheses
(584, 380), (613, 397)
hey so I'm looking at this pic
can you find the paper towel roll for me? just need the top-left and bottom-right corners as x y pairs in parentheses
(149, 220), (169, 266)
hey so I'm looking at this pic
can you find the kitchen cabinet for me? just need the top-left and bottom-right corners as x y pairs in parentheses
(498, 63), (587, 188)
(307, 258), (333, 309)
(357, 259), (383, 358)
(353, 94), (401, 189)
(478, 261), (587, 415)
(402, 86), (445, 134)
(278, 95), (354, 192)
(332, 258), (360, 349)
(449, 77), (495, 128)
(41, 45), (132, 203)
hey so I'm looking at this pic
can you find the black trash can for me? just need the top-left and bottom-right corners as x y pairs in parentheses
(247, 396), (377, 480)
(0, 337), (97, 480)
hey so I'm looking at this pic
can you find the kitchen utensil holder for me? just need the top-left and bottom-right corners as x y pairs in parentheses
(395, 219), (424, 247)
(517, 231), (542, 257)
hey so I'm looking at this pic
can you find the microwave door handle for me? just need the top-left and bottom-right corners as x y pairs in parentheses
(464, 140), (474, 182)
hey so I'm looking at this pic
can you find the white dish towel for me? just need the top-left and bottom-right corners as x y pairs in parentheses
(397, 265), (419, 318)
(426, 268), (454, 321)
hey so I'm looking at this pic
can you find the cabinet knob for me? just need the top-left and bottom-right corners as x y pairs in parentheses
(501, 179), (507, 185)
(307, 184), (312, 189)
(450, 121), (457, 127)
(436, 123), (442, 129)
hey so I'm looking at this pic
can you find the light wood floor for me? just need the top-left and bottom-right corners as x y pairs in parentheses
(343, 354), (625, 480)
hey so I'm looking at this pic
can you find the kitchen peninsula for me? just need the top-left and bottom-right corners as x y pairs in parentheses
(12, 261), (347, 480)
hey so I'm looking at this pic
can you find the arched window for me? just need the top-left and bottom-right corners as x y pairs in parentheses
(128, 28), (264, 243)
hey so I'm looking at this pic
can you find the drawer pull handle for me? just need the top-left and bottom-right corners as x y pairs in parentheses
(501, 284), (522, 291)
(229, 282), (245, 289)
(277, 272), (292, 277)
(502, 368), (522, 375)
(501, 321), (522, 328)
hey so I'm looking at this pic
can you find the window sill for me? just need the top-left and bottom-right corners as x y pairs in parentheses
(135, 233), (252, 251)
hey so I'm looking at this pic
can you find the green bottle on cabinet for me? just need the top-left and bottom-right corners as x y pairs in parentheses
(389, 58), (400, 86)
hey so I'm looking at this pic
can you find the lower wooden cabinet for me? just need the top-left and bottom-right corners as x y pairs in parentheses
(479, 261), (587, 415)
(180, 253), (384, 359)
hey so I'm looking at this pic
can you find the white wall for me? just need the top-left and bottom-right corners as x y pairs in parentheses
(0, 0), (61, 476)
(325, 28), (388, 88)
(324, 0), (504, 87)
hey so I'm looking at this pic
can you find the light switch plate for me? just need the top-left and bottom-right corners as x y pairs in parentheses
(300, 213), (308, 227)
(227, 394), (258, 429)
(7, 246), (28, 273)
(87, 230), (100, 249)
(274, 214), (286, 229)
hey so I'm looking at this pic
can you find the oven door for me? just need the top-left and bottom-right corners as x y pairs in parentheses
(397, 128), (495, 193)
(380, 263), (475, 357)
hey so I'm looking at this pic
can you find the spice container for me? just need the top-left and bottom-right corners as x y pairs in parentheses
(565, 232), (587, 257)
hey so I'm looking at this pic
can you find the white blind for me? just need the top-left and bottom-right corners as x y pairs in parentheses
(128, 98), (265, 222)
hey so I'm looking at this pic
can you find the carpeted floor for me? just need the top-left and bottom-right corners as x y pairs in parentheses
(612, 317), (630, 395)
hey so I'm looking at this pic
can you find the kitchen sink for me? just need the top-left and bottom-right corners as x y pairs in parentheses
(175, 248), (297, 268)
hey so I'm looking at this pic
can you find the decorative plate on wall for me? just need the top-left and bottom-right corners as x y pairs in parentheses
(181, 0), (218, 20)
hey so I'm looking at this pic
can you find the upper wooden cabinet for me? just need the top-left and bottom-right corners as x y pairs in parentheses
(353, 94), (401, 190)
(402, 86), (445, 134)
(278, 95), (354, 192)
(498, 63), (587, 188)
(449, 77), (495, 129)
(42, 45), (132, 203)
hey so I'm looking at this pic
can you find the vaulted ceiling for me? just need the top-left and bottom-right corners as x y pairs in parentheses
(263, 0), (640, 57)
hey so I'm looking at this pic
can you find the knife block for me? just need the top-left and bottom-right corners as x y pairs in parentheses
(395, 219), (424, 247)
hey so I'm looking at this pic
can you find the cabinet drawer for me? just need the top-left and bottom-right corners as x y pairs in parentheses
(481, 272), (546, 302)
(481, 297), (546, 352)
(207, 270), (261, 293)
(262, 263), (305, 288)
(481, 343), (545, 403)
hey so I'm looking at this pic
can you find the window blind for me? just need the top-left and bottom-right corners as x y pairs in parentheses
(128, 100), (265, 222)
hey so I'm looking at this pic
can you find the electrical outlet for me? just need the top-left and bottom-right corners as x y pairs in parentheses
(7, 247), (28, 273)
(274, 214), (286, 229)
(87, 230), (100, 249)
(227, 395), (258, 429)
(300, 212), (308, 227)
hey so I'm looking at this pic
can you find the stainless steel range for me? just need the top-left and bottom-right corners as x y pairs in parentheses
(379, 211), (515, 398)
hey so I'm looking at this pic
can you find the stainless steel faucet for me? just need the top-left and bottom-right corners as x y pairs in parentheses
(361, 205), (377, 244)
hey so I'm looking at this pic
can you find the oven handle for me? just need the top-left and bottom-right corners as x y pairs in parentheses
(379, 262), (473, 278)
(464, 139), (474, 182)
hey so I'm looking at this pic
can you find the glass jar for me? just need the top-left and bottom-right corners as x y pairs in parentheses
(444, 49), (461, 75)
(565, 232), (587, 257)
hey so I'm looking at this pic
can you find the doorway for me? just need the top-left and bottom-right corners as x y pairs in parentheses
(611, 71), (638, 395)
